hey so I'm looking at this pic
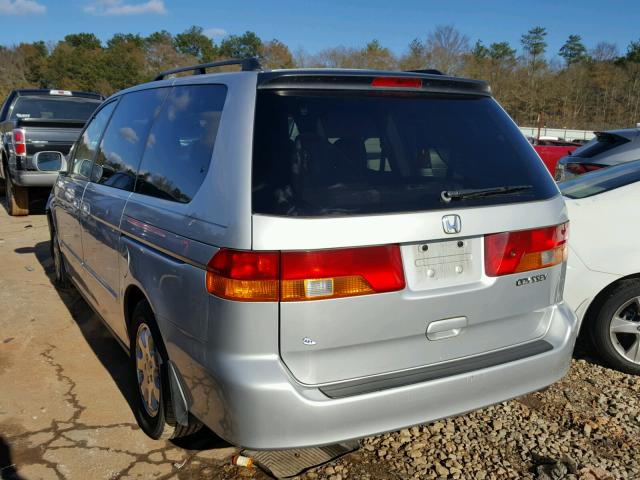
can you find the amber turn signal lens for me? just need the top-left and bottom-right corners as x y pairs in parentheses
(280, 275), (374, 302)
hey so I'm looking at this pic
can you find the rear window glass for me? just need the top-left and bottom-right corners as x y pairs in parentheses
(571, 133), (630, 159)
(135, 84), (226, 203)
(252, 91), (558, 216)
(11, 96), (101, 121)
(560, 160), (640, 199)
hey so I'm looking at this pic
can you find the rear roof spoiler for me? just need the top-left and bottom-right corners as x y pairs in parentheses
(594, 131), (635, 143)
(154, 58), (262, 81)
(257, 71), (490, 96)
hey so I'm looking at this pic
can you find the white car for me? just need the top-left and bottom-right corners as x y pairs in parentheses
(561, 160), (640, 374)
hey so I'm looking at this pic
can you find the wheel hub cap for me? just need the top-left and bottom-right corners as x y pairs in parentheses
(135, 324), (161, 417)
(609, 297), (640, 365)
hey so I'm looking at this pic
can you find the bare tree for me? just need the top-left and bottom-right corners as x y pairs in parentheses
(423, 25), (470, 74)
(590, 42), (619, 62)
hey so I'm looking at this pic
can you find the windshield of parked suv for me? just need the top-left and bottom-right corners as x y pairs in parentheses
(252, 91), (558, 216)
(560, 160), (640, 199)
(11, 96), (101, 121)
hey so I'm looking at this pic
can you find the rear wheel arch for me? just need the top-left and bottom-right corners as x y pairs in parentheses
(123, 285), (170, 356)
(124, 285), (202, 437)
(123, 284), (151, 341)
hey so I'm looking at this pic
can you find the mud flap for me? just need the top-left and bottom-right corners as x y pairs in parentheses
(167, 361), (190, 427)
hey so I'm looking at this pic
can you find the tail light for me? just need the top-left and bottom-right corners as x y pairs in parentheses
(12, 128), (26, 156)
(371, 77), (422, 88)
(565, 162), (604, 175)
(485, 223), (569, 277)
(206, 245), (405, 302)
(206, 250), (279, 301)
(280, 246), (405, 301)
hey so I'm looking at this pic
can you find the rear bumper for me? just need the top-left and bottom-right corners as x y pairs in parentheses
(13, 170), (58, 187)
(187, 302), (577, 449)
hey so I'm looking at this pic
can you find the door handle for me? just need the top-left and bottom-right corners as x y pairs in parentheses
(81, 201), (90, 216)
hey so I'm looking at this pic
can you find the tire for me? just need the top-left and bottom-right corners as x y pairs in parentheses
(51, 229), (71, 289)
(129, 301), (202, 440)
(590, 280), (640, 375)
(5, 173), (28, 216)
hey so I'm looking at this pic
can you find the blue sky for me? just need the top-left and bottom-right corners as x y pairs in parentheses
(1, 0), (638, 59)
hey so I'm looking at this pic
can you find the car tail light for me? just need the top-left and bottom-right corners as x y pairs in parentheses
(206, 245), (406, 302)
(12, 128), (26, 156)
(371, 77), (422, 88)
(280, 245), (405, 301)
(485, 223), (569, 277)
(565, 162), (604, 175)
(206, 250), (280, 301)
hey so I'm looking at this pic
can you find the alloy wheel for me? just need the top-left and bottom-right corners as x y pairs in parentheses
(135, 323), (161, 417)
(609, 296), (640, 365)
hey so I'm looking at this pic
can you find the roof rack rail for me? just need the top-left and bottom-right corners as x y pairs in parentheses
(154, 57), (261, 81)
(405, 69), (444, 75)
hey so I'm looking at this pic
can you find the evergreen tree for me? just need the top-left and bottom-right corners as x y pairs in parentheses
(219, 31), (262, 59)
(559, 34), (588, 65)
(173, 26), (217, 61)
(472, 40), (489, 60)
(521, 26), (547, 69)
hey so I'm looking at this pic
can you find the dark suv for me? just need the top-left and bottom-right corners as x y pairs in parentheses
(555, 128), (640, 182)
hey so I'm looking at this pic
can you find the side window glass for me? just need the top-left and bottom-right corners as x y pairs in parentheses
(71, 101), (117, 179)
(91, 88), (169, 191)
(136, 85), (227, 203)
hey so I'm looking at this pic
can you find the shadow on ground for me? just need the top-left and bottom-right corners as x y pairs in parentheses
(0, 436), (25, 480)
(13, 237), (231, 451)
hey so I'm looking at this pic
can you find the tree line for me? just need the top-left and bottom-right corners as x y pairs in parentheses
(1, 25), (639, 130)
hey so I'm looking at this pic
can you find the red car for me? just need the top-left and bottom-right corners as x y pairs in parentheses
(533, 140), (581, 174)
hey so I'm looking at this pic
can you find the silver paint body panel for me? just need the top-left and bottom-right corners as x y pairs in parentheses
(49, 70), (578, 449)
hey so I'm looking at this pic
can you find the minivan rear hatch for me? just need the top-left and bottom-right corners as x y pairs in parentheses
(252, 72), (564, 386)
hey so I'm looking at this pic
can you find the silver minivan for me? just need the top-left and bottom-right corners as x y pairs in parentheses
(47, 59), (577, 449)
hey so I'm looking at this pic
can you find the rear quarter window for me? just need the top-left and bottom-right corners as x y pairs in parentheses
(252, 91), (558, 216)
(135, 84), (227, 203)
(91, 88), (169, 191)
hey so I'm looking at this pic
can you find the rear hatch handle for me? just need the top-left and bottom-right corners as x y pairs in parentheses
(426, 316), (468, 341)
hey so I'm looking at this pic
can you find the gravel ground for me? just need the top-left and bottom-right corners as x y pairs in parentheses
(293, 356), (640, 480)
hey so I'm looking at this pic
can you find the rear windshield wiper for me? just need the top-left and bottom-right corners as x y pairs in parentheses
(441, 185), (533, 203)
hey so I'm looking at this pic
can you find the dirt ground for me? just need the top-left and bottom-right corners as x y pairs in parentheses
(1, 192), (639, 480)
(0, 193), (270, 479)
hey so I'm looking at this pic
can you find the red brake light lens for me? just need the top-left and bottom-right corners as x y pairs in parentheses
(12, 128), (25, 156)
(371, 77), (422, 89)
(566, 163), (604, 175)
(485, 223), (569, 277)
(280, 245), (405, 301)
(206, 245), (406, 302)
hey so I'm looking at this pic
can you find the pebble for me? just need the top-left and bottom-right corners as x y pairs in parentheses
(303, 359), (640, 480)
